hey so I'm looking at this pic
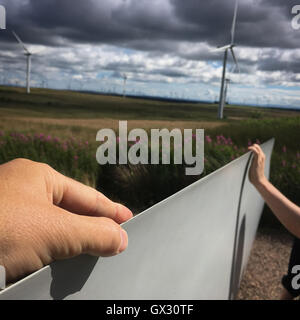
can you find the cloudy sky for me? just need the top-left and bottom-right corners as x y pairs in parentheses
(0, 0), (300, 108)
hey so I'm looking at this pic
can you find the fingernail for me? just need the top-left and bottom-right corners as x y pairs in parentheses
(116, 203), (133, 222)
(118, 229), (128, 253)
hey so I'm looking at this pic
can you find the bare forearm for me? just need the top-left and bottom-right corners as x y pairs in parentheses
(256, 178), (300, 238)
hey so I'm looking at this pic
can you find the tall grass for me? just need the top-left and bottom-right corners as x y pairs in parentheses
(1, 118), (299, 222)
(0, 131), (99, 187)
(97, 134), (248, 212)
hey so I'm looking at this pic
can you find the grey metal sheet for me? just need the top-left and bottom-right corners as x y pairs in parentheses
(228, 139), (274, 299)
(0, 139), (274, 300)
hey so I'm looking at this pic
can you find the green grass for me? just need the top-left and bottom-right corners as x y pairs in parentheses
(0, 120), (299, 220)
(206, 117), (300, 152)
(0, 86), (298, 121)
(0, 132), (99, 187)
(0, 85), (299, 227)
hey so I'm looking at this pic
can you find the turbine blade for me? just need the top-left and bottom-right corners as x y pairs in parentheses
(12, 30), (30, 54)
(30, 48), (44, 55)
(230, 48), (240, 73)
(230, 64), (237, 73)
(211, 44), (231, 53)
(231, 0), (238, 44)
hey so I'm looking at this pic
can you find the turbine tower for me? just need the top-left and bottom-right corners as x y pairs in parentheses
(122, 73), (127, 97)
(12, 31), (32, 94)
(223, 78), (230, 105)
(213, 0), (240, 119)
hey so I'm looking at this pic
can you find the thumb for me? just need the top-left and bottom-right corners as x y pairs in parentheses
(47, 206), (129, 260)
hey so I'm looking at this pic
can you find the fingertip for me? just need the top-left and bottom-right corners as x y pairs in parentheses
(117, 228), (128, 254)
(116, 203), (133, 223)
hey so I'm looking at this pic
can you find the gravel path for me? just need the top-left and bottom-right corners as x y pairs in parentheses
(237, 227), (295, 300)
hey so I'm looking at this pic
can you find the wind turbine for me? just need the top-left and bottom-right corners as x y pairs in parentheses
(12, 31), (33, 94)
(213, 0), (240, 119)
(122, 73), (127, 97)
(223, 78), (230, 105)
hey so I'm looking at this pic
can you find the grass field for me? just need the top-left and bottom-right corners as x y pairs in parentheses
(0, 85), (298, 120)
(0, 85), (299, 223)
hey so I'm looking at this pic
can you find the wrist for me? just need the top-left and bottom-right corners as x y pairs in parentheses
(254, 176), (269, 190)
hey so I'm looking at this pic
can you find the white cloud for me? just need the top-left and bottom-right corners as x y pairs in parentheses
(2, 39), (300, 108)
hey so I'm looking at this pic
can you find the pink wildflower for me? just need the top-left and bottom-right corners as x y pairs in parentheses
(205, 135), (212, 143)
(282, 146), (287, 153)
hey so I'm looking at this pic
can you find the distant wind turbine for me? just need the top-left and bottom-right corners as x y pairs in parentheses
(122, 74), (127, 97)
(12, 31), (33, 94)
(212, 0), (240, 119)
(40, 78), (48, 89)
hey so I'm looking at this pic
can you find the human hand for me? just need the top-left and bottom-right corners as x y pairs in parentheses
(0, 159), (133, 284)
(248, 144), (267, 187)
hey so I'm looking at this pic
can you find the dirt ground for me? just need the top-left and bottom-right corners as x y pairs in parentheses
(237, 227), (296, 300)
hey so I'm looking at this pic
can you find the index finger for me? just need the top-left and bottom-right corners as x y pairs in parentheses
(47, 168), (133, 224)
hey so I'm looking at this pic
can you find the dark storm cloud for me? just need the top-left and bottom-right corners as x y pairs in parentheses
(264, 0), (300, 16)
(1, 0), (299, 49)
(258, 59), (300, 74)
(171, 0), (300, 48)
(1, 0), (300, 77)
(2, 0), (190, 47)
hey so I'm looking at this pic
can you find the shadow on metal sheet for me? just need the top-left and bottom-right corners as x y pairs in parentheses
(50, 255), (98, 299)
(229, 214), (246, 299)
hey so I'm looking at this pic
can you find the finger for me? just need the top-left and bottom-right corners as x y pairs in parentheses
(250, 144), (264, 160)
(248, 144), (258, 151)
(49, 170), (133, 224)
(248, 146), (259, 158)
(252, 144), (265, 162)
(47, 205), (129, 259)
(249, 144), (259, 152)
(252, 146), (260, 158)
(248, 146), (257, 153)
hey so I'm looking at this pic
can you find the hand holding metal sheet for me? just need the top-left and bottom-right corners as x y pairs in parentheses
(0, 139), (275, 300)
(0, 159), (132, 285)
